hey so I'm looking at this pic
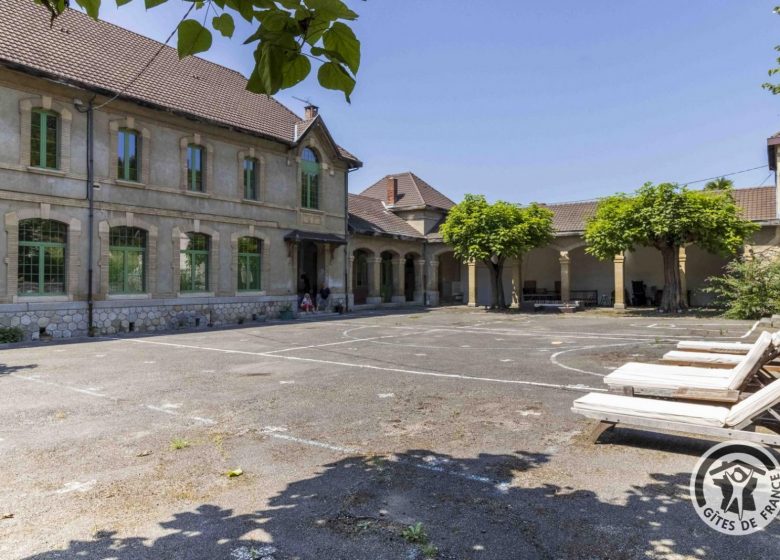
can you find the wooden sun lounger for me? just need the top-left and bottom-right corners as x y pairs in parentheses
(572, 377), (780, 447)
(675, 332), (779, 354)
(603, 332), (776, 403)
(662, 350), (780, 368)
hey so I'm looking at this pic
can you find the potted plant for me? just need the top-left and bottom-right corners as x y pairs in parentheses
(278, 302), (294, 321)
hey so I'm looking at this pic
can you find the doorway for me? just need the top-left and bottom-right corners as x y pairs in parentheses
(297, 241), (318, 302)
(404, 256), (415, 302)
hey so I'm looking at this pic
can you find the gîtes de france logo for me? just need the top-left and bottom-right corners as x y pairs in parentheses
(690, 440), (780, 535)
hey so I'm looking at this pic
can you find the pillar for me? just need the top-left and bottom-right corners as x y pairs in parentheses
(679, 246), (687, 306)
(347, 255), (354, 306)
(559, 251), (570, 303)
(467, 259), (477, 307)
(415, 259), (426, 304)
(613, 253), (625, 309)
(392, 257), (405, 303)
(368, 256), (381, 303)
(427, 259), (440, 306)
(510, 256), (523, 308)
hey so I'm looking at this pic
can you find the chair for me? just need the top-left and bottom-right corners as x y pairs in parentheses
(676, 340), (756, 354)
(572, 376), (780, 447)
(603, 332), (776, 402)
(662, 350), (780, 368)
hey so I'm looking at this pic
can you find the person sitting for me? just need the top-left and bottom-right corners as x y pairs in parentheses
(300, 293), (314, 313)
(317, 284), (331, 311)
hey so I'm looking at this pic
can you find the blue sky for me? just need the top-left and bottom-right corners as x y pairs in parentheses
(87, 1), (779, 203)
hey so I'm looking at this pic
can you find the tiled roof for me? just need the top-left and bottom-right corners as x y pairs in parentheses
(0, 0), (359, 165)
(360, 172), (455, 210)
(348, 194), (424, 239)
(544, 186), (777, 235)
(733, 186), (776, 222)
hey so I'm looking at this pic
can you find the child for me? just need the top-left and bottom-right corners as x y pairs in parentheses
(300, 292), (314, 313)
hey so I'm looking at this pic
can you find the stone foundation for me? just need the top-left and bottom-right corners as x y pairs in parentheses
(0, 294), (328, 340)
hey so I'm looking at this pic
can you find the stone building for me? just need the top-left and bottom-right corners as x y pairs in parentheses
(0, 1), (360, 339)
(347, 172), (463, 308)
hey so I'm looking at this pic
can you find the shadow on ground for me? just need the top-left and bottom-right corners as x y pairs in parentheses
(18, 445), (779, 560)
(0, 362), (36, 376)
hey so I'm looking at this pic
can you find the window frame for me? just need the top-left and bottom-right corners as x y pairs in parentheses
(30, 108), (59, 170)
(180, 233), (210, 292)
(243, 157), (259, 200)
(117, 128), (140, 183)
(17, 219), (67, 296)
(237, 237), (262, 292)
(108, 227), (146, 294)
(187, 144), (205, 192)
(300, 148), (320, 210)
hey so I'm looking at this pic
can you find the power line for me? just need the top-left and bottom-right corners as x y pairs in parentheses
(93, 2), (196, 110)
(678, 164), (768, 186)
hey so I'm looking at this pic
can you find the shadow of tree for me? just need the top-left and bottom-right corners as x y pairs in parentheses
(19, 447), (779, 560)
(0, 362), (36, 376)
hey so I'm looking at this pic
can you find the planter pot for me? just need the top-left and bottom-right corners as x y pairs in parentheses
(279, 310), (294, 321)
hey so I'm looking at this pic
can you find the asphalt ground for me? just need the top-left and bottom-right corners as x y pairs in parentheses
(0, 307), (777, 559)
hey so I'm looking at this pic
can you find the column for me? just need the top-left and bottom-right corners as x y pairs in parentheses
(427, 259), (440, 306)
(510, 256), (523, 308)
(467, 259), (477, 307)
(415, 259), (426, 304)
(392, 257), (405, 303)
(613, 253), (625, 309)
(559, 251), (570, 303)
(678, 246), (687, 306)
(347, 255), (354, 307)
(368, 256), (381, 303)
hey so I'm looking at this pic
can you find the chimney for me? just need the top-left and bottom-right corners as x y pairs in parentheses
(386, 176), (398, 205)
(304, 104), (319, 120)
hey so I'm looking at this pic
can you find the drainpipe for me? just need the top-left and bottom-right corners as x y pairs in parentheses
(75, 96), (96, 336)
(344, 167), (357, 313)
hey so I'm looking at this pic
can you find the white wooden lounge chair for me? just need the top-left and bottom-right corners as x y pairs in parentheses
(572, 377), (780, 447)
(603, 331), (776, 402)
(675, 338), (769, 354)
(662, 350), (780, 369)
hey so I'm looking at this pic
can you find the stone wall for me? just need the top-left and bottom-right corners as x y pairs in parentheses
(0, 293), (333, 340)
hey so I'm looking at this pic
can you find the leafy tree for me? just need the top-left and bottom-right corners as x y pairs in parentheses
(584, 183), (758, 312)
(765, 6), (780, 94)
(439, 194), (554, 309)
(704, 177), (734, 191)
(33, 0), (362, 101)
(704, 257), (780, 319)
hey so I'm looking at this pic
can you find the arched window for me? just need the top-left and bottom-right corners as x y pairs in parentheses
(18, 219), (67, 295)
(300, 147), (320, 209)
(109, 227), (146, 293)
(237, 237), (262, 291)
(117, 128), (140, 182)
(180, 233), (210, 292)
(30, 108), (59, 169)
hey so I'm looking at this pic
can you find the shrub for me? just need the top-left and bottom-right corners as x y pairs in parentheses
(0, 326), (24, 343)
(704, 257), (780, 319)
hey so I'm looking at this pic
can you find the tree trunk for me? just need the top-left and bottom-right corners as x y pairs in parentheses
(487, 261), (506, 309)
(660, 244), (687, 312)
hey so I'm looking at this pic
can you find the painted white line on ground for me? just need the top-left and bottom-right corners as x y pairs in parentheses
(260, 427), (510, 491)
(113, 337), (606, 393)
(549, 341), (647, 377)
(55, 480), (96, 494)
(263, 332), (418, 354)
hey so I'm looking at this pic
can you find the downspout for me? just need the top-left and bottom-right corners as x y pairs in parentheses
(76, 97), (96, 336)
(344, 167), (357, 312)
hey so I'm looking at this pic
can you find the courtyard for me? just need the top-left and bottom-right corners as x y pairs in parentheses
(1, 308), (778, 559)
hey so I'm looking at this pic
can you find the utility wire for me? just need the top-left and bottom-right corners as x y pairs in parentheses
(677, 164), (768, 186)
(93, 2), (196, 110)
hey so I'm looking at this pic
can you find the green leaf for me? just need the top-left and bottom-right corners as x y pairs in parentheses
(258, 10), (293, 32)
(116, 0), (134, 6)
(322, 21), (360, 73)
(282, 54), (311, 88)
(247, 43), (286, 95)
(306, 0), (358, 21)
(225, 0), (254, 22)
(75, 0), (100, 18)
(177, 19), (213, 58)
(212, 13), (235, 38)
(317, 61), (355, 102)
(144, 0), (168, 9)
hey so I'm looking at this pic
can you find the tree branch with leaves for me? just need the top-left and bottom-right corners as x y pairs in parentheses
(33, 0), (363, 101)
(439, 194), (555, 309)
